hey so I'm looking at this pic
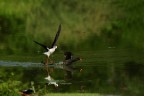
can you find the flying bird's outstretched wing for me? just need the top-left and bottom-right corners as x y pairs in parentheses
(51, 24), (61, 48)
(33, 41), (49, 51)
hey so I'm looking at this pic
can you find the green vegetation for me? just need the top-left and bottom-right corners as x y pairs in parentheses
(0, 69), (24, 96)
(0, 0), (144, 54)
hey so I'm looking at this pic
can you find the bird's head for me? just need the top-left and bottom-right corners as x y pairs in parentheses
(64, 52), (72, 60)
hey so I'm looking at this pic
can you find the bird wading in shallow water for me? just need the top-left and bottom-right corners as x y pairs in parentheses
(34, 24), (61, 62)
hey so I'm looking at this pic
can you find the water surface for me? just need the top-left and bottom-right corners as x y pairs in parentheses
(0, 49), (144, 95)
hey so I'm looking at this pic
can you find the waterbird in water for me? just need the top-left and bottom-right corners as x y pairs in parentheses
(19, 89), (33, 96)
(63, 51), (83, 79)
(34, 24), (61, 59)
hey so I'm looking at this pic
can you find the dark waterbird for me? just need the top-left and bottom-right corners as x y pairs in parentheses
(63, 52), (83, 79)
(19, 89), (33, 96)
(64, 51), (73, 60)
(64, 51), (82, 66)
(34, 24), (61, 58)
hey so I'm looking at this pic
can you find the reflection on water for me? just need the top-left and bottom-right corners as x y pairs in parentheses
(0, 49), (144, 95)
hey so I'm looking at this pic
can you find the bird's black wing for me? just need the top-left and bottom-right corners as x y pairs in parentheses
(51, 24), (61, 48)
(33, 41), (49, 51)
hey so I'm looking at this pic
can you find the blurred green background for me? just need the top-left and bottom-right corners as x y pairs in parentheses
(0, 0), (144, 54)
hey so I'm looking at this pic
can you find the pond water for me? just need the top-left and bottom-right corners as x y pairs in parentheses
(0, 48), (144, 95)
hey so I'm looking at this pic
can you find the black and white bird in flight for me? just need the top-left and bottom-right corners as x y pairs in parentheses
(34, 24), (61, 58)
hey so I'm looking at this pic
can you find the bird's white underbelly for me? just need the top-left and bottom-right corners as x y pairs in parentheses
(43, 48), (56, 57)
(44, 52), (50, 57)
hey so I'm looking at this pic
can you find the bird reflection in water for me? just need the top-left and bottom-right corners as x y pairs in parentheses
(44, 74), (59, 87)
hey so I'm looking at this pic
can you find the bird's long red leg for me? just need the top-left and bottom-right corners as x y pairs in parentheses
(44, 57), (49, 75)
